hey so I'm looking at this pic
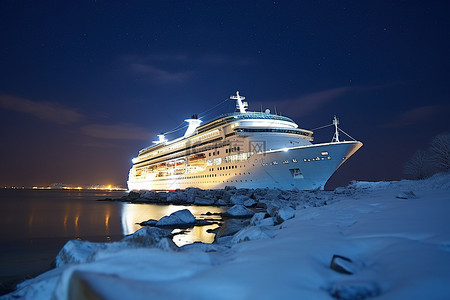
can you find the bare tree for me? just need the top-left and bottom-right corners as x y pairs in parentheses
(403, 149), (430, 179)
(429, 133), (450, 171)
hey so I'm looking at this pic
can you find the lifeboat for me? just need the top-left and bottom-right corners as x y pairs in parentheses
(175, 159), (186, 167)
(188, 153), (206, 166)
(156, 163), (167, 170)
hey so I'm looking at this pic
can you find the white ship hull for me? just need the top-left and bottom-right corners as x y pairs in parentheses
(128, 141), (362, 191)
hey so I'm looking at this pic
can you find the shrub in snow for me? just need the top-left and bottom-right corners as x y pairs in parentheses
(224, 204), (254, 218)
(429, 133), (450, 171)
(403, 149), (431, 179)
(156, 209), (197, 227)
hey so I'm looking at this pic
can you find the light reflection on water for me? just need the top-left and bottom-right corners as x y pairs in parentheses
(120, 203), (225, 246)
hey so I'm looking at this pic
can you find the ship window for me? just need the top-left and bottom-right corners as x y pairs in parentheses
(321, 151), (329, 156)
(237, 147), (240, 151)
(293, 159), (297, 163)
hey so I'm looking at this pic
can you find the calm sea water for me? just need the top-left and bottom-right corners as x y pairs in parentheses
(0, 189), (224, 292)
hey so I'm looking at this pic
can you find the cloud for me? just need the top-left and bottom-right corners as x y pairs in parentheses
(0, 94), (82, 125)
(123, 54), (192, 83)
(384, 105), (441, 128)
(81, 123), (151, 140)
(276, 87), (353, 117)
(129, 63), (192, 83)
(122, 52), (253, 83)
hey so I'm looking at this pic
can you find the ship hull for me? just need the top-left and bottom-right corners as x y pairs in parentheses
(127, 141), (362, 191)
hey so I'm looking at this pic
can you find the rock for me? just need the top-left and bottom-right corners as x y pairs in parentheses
(216, 199), (228, 206)
(215, 219), (249, 238)
(224, 186), (237, 191)
(127, 191), (140, 200)
(56, 240), (106, 267)
(275, 206), (295, 223)
(194, 196), (215, 205)
(224, 204), (254, 218)
(330, 254), (355, 275)
(230, 194), (249, 205)
(231, 226), (275, 244)
(122, 227), (177, 251)
(250, 212), (266, 225)
(262, 188), (282, 200)
(166, 192), (187, 203)
(243, 199), (256, 207)
(140, 191), (158, 200)
(156, 209), (197, 227)
(329, 281), (381, 300)
(139, 219), (158, 226)
(396, 191), (417, 199)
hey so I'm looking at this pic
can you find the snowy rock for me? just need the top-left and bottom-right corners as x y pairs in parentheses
(216, 199), (228, 206)
(275, 206), (295, 223)
(224, 204), (254, 218)
(140, 191), (158, 200)
(156, 209), (197, 227)
(262, 188), (282, 200)
(250, 212), (266, 225)
(127, 191), (140, 200)
(229, 194), (249, 205)
(139, 219), (158, 226)
(224, 186), (236, 191)
(166, 191), (187, 203)
(215, 219), (249, 238)
(330, 254), (355, 275)
(56, 240), (106, 267)
(122, 227), (177, 251)
(396, 191), (417, 199)
(194, 196), (215, 205)
(231, 226), (275, 244)
(250, 213), (276, 227)
(329, 281), (381, 300)
(243, 198), (256, 207)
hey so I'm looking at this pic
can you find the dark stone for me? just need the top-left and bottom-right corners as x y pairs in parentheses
(330, 255), (354, 275)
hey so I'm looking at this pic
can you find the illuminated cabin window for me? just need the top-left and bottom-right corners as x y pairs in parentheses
(283, 160), (289, 164)
(321, 151), (329, 156)
(273, 161), (278, 165)
(292, 159), (297, 163)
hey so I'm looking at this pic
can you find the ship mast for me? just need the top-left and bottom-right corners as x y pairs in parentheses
(332, 115), (340, 143)
(230, 91), (248, 113)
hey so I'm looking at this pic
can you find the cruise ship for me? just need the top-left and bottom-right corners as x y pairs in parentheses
(128, 92), (362, 191)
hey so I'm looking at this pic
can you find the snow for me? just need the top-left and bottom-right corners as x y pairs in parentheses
(3, 172), (450, 300)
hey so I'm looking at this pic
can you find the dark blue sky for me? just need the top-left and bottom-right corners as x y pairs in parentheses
(1, 1), (449, 188)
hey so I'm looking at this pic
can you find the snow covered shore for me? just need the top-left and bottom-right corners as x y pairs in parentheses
(2, 173), (450, 300)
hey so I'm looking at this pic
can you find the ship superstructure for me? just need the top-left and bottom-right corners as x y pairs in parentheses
(128, 92), (362, 191)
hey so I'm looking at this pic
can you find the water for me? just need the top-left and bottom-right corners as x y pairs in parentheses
(0, 189), (224, 293)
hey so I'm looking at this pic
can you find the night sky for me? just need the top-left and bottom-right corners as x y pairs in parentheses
(1, 1), (449, 189)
